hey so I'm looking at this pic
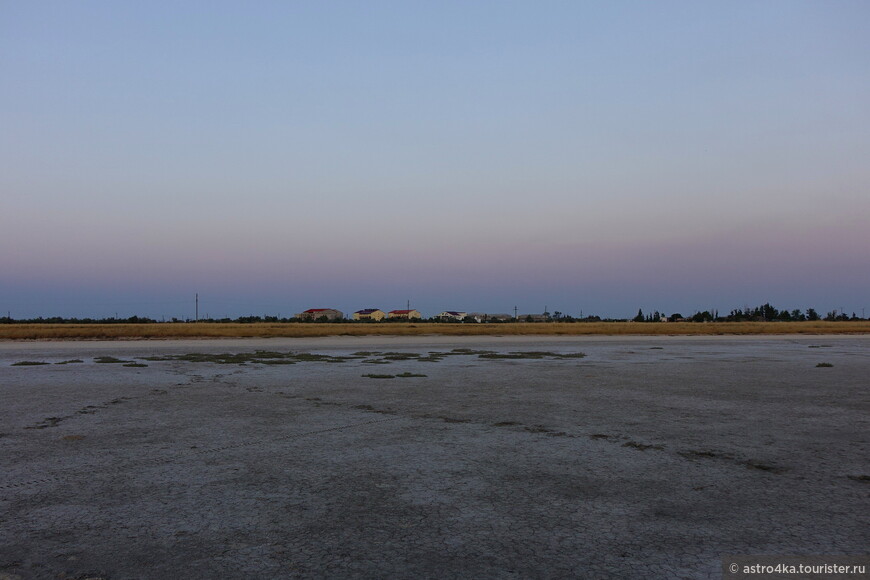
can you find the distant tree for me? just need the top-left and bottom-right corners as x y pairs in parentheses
(806, 308), (820, 321)
(760, 303), (778, 321)
(633, 309), (644, 322)
(692, 311), (713, 322)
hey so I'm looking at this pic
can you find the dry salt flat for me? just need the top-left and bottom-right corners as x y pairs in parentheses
(0, 335), (868, 579)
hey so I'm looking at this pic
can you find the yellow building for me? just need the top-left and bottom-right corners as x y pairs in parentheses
(353, 308), (386, 321)
(387, 309), (421, 320)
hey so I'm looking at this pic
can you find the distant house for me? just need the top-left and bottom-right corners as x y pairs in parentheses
(438, 311), (467, 321)
(387, 309), (421, 320)
(467, 312), (511, 323)
(487, 313), (513, 322)
(519, 314), (548, 322)
(296, 308), (343, 321)
(353, 308), (386, 321)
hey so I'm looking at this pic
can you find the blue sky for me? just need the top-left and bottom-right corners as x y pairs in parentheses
(2, 1), (869, 319)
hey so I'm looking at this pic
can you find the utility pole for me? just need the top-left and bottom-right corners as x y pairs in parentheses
(195, 293), (199, 322)
(514, 306), (518, 320)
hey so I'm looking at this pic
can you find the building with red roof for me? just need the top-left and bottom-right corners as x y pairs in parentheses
(295, 308), (343, 321)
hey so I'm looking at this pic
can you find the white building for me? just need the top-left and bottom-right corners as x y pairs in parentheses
(438, 311), (467, 321)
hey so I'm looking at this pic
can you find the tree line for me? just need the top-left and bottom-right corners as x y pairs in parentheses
(632, 303), (863, 323)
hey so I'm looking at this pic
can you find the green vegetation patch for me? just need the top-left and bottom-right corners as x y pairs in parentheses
(395, 372), (427, 378)
(362, 374), (396, 379)
(816, 362), (834, 367)
(478, 351), (586, 360)
(380, 352), (422, 360)
(141, 351), (357, 365)
(353, 349), (501, 363)
(127, 348), (586, 367)
(94, 356), (132, 364)
(416, 349), (497, 361)
(55, 359), (84, 364)
(293, 352), (356, 363)
(248, 350), (288, 358)
(448, 348), (497, 355)
(12, 361), (50, 366)
(122, 362), (148, 368)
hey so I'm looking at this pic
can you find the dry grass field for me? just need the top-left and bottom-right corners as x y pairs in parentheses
(1, 320), (869, 340)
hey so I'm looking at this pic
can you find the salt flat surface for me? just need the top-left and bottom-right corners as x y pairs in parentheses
(1, 336), (868, 579)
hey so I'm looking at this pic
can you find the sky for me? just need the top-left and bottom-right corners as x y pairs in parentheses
(2, 1), (869, 319)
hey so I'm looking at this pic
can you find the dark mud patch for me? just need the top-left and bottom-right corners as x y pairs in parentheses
(679, 449), (785, 473)
(623, 441), (665, 451)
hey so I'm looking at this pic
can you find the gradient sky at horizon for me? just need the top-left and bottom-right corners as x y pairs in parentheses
(2, 1), (869, 319)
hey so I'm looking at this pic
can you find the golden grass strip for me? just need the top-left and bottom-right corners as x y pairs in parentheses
(1, 321), (869, 340)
